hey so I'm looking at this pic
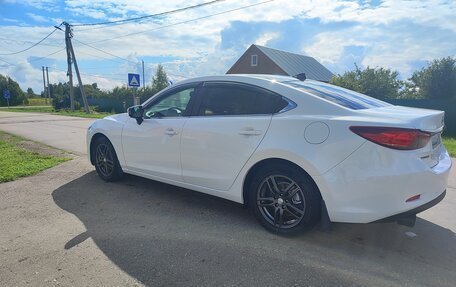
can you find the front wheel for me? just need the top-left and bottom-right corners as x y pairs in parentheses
(248, 164), (321, 235)
(93, 137), (123, 182)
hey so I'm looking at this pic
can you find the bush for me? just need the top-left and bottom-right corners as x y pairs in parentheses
(52, 95), (80, 111)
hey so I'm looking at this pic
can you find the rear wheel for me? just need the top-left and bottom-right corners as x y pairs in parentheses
(93, 137), (123, 182)
(248, 164), (321, 235)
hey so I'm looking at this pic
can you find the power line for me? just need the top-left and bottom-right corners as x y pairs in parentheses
(0, 57), (15, 66)
(29, 47), (66, 64)
(72, 39), (138, 65)
(49, 66), (126, 81)
(71, 0), (226, 27)
(0, 25), (62, 56)
(74, 48), (125, 64)
(0, 37), (64, 48)
(85, 0), (275, 44)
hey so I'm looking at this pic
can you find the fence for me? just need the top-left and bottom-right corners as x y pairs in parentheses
(383, 99), (456, 136)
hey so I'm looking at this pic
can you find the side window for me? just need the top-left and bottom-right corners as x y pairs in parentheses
(198, 84), (288, 116)
(143, 87), (194, 118)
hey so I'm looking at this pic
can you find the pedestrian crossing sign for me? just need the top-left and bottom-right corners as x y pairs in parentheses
(128, 73), (140, 87)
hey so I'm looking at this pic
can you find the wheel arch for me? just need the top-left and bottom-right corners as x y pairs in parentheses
(242, 158), (322, 207)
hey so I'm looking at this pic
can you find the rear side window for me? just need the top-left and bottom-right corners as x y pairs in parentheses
(281, 80), (391, 110)
(197, 83), (288, 116)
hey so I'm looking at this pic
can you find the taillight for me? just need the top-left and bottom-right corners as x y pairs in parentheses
(349, 126), (431, 150)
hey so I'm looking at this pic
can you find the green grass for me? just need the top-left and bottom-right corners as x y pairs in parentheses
(27, 98), (52, 106)
(0, 132), (69, 183)
(0, 106), (112, 119)
(0, 106), (54, 113)
(52, 110), (112, 118)
(443, 137), (456, 157)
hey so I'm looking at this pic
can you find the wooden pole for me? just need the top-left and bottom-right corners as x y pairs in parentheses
(41, 66), (47, 104)
(68, 39), (90, 113)
(64, 23), (75, 111)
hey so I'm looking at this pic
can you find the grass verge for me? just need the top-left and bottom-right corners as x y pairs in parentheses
(0, 131), (70, 183)
(0, 106), (112, 119)
(442, 137), (456, 157)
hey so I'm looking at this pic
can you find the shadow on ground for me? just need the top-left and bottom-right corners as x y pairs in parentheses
(52, 172), (456, 286)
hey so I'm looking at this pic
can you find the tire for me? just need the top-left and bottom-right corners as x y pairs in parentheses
(93, 136), (124, 182)
(248, 163), (321, 235)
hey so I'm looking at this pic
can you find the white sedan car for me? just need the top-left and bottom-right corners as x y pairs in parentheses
(87, 74), (452, 235)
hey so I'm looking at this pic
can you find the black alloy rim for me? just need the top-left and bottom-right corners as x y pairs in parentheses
(96, 143), (115, 177)
(256, 175), (306, 229)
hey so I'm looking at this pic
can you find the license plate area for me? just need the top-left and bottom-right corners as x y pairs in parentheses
(430, 133), (442, 164)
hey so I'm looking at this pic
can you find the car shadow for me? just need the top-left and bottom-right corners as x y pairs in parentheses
(52, 172), (456, 286)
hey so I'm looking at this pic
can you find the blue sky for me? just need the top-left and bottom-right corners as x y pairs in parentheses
(0, 0), (455, 93)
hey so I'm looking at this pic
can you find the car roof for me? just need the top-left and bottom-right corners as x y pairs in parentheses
(176, 74), (298, 85)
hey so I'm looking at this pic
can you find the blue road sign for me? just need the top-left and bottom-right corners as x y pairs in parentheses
(3, 89), (10, 100)
(128, 73), (140, 87)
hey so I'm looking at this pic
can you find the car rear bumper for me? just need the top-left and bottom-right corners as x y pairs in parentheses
(313, 141), (452, 223)
(374, 189), (446, 226)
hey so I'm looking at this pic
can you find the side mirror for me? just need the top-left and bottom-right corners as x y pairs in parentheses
(128, 105), (144, 125)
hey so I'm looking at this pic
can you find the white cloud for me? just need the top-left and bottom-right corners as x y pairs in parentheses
(26, 13), (49, 23)
(255, 32), (280, 46)
(1, 0), (456, 91)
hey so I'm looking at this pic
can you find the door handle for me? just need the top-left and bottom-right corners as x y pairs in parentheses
(238, 128), (262, 136)
(164, 128), (178, 136)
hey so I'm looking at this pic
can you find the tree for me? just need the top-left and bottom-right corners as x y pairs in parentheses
(0, 74), (27, 106)
(404, 57), (456, 99)
(151, 64), (169, 94)
(330, 64), (403, 99)
(26, 87), (36, 98)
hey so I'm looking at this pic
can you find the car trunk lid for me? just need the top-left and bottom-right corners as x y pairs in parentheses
(357, 105), (445, 167)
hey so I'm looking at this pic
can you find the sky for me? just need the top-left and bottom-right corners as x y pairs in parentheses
(0, 0), (455, 94)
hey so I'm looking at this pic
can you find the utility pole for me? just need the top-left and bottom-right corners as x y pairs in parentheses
(41, 66), (47, 104)
(45, 67), (51, 103)
(64, 22), (90, 113)
(142, 60), (145, 89)
(64, 23), (75, 111)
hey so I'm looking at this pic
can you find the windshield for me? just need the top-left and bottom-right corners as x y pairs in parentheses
(281, 79), (391, 110)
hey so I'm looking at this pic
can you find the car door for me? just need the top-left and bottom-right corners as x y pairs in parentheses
(122, 84), (199, 181)
(180, 82), (289, 191)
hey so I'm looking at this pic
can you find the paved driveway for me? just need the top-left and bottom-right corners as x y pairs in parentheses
(0, 111), (455, 286)
(0, 111), (94, 154)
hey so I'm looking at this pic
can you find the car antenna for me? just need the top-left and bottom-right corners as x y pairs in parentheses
(294, 73), (306, 81)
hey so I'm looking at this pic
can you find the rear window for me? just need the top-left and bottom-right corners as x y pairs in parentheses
(281, 80), (391, 110)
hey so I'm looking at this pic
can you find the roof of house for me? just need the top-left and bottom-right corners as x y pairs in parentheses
(254, 45), (333, 82)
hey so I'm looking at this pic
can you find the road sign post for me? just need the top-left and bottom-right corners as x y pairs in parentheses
(128, 73), (141, 105)
(3, 90), (10, 108)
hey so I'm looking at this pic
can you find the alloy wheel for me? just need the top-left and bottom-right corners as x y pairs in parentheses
(256, 175), (306, 229)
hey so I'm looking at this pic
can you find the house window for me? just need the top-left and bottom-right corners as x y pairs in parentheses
(251, 54), (258, 66)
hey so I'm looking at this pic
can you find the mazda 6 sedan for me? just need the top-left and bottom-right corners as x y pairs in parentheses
(87, 74), (452, 235)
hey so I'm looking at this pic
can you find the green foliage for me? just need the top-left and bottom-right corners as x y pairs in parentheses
(151, 64), (169, 93)
(0, 131), (68, 182)
(0, 74), (28, 106)
(405, 57), (456, 99)
(27, 98), (52, 106)
(26, 87), (37, 98)
(442, 137), (456, 157)
(331, 64), (403, 99)
(53, 93), (80, 111)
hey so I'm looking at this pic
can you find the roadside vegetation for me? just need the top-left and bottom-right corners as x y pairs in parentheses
(0, 106), (112, 119)
(0, 131), (70, 183)
(443, 137), (456, 157)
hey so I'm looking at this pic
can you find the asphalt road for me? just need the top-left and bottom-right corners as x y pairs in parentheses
(0, 111), (455, 287)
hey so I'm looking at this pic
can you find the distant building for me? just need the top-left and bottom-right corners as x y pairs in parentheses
(227, 44), (333, 82)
